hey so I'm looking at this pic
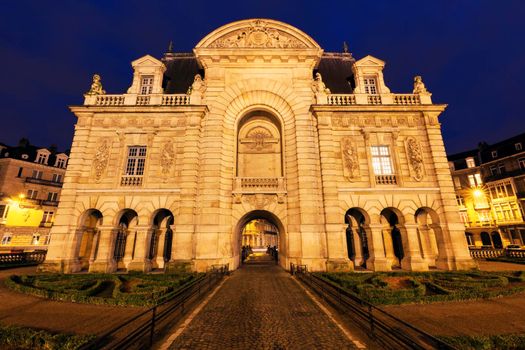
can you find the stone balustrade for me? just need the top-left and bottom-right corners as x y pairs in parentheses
(84, 93), (191, 106)
(375, 174), (397, 185)
(233, 177), (286, 193)
(121, 176), (143, 186)
(325, 93), (430, 106)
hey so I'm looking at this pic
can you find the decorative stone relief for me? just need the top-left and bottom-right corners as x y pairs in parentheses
(405, 137), (424, 181)
(244, 127), (277, 151)
(160, 140), (175, 178)
(209, 20), (306, 48)
(341, 137), (359, 180)
(92, 139), (111, 182)
(244, 194), (276, 209)
(331, 114), (423, 129)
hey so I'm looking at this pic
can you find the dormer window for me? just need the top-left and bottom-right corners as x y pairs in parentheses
(491, 151), (498, 158)
(363, 77), (378, 95)
(516, 143), (522, 151)
(35, 149), (50, 165)
(466, 157), (475, 168)
(140, 75), (154, 95)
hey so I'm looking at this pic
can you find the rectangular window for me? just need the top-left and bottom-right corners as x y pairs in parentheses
(491, 150), (498, 158)
(370, 146), (393, 175)
(0, 204), (8, 219)
(56, 158), (66, 168)
(489, 165), (498, 176)
(518, 157), (525, 170)
(140, 76), (154, 95)
(36, 153), (48, 164)
(125, 146), (147, 176)
(47, 192), (58, 201)
(456, 195), (464, 207)
(466, 157), (475, 168)
(498, 163), (506, 174)
(17, 167), (23, 177)
(1, 235), (11, 245)
(27, 189), (38, 199)
(31, 170), (43, 179)
(42, 211), (54, 224)
(363, 77), (378, 95)
(468, 173), (483, 187)
(52, 173), (63, 183)
(453, 176), (461, 188)
(516, 143), (522, 151)
(459, 211), (468, 225)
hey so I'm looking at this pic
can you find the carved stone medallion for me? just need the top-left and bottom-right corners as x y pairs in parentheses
(244, 194), (276, 209)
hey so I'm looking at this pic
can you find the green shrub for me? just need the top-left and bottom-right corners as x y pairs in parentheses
(0, 325), (95, 350)
(438, 334), (525, 350)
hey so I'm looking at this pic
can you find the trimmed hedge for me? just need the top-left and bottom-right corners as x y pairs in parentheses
(438, 334), (525, 350)
(318, 270), (525, 305)
(6, 272), (202, 307)
(0, 325), (94, 350)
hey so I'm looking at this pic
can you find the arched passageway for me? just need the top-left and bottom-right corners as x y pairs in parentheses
(415, 207), (444, 268)
(114, 209), (138, 270)
(149, 209), (174, 269)
(480, 231), (491, 246)
(491, 231), (503, 248)
(235, 210), (284, 269)
(344, 208), (370, 269)
(380, 208), (405, 269)
(76, 209), (103, 271)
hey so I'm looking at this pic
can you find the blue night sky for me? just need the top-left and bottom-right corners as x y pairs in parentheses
(1, 0), (524, 154)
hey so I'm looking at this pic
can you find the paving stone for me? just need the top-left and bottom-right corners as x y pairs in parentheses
(169, 255), (357, 349)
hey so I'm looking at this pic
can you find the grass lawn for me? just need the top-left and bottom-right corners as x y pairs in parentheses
(0, 325), (95, 350)
(317, 270), (525, 305)
(5, 272), (202, 307)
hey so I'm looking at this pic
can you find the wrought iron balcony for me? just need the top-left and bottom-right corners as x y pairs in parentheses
(25, 177), (63, 188)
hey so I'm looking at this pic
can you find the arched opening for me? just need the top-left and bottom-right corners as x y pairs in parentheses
(415, 207), (443, 268)
(380, 208), (405, 268)
(235, 210), (284, 269)
(149, 209), (174, 269)
(236, 111), (283, 178)
(76, 209), (103, 271)
(344, 208), (370, 269)
(491, 231), (503, 248)
(480, 231), (491, 246)
(465, 232), (474, 246)
(114, 209), (138, 270)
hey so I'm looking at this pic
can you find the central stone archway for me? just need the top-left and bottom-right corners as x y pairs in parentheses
(234, 210), (286, 269)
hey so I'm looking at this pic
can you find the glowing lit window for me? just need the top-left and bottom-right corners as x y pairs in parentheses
(140, 76), (154, 95)
(125, 146), (147, 176)
(371, 146), (393, 175)
(363, 77), (378, 95)
(42, 211), (54, 224)
(468, 173), (482, 187)
(466, 157), (476, 168)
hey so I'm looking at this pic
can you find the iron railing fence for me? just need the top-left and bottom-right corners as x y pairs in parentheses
(0, 251), (46, 267)
(80, 265), (229, 350)
(293, 267), (455, 350)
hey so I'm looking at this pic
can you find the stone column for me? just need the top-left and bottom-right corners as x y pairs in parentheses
(367, 224), (390, 271)
(122, 229), (136, 269)
(88, 229), (100, 266)
(155, 229), (167, 269)
(89, 226), (117, 273)
(401, 224), (428, 271)
(128, 226), (153, 272)
(315, 111), (353, 271)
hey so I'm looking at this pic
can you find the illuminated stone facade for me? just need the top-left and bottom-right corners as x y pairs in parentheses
(40, 19), (474, 273)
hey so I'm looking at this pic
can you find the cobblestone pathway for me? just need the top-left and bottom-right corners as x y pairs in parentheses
(168, 255), (357, 350)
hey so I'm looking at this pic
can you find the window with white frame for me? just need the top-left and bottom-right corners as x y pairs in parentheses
(466, 157), (476, 168)
(516, 143), (522, 151)
(36, 152), (49, 164)
(489, 165), (498, 176)
(139, 76), (154, 95)
(31, 170), (43, 179)
(459, 211), (468, 225)
(47, 192), (58, 202)
(363, 77), (378, 95)
(125, 146), (147, 176)
(468, 173), (482, 187)
(518, 157), (525, 170)
(1, 233), (12, 245)
(42, 211), (54, 225)
(498, 163), (506, 174)
(491, 150), (498, 158)
(27, 189), (38, 199)
(56, 157), (66, 168)
(52, 173), (63, 183)
(456, 195), (465, 207)
(370, 146), (393, 175)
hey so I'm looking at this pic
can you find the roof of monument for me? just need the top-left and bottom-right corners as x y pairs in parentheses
(162, 52), (355, 94)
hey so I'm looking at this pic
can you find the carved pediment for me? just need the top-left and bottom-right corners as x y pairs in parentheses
(196, 19), (321, 50)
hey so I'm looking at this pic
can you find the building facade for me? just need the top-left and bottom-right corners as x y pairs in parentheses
(448, 132), (525, 248)
(40, 19), (474, 273)
(0, 139), (67, 251)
